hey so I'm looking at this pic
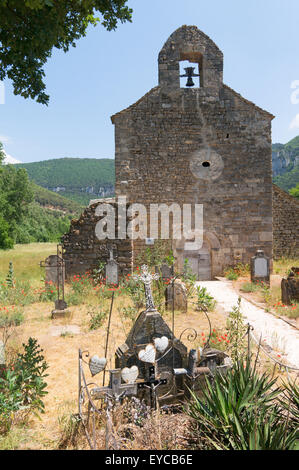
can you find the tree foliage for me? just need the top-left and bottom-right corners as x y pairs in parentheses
(0, 0), (132, 104)
(289, 182), (299, 199)
(0, 142), (34, 249)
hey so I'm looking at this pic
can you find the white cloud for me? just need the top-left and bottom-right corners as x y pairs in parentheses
(3, 151), (22, 165)
(0, 135), (12, 144)
(290, 114), (299, 129)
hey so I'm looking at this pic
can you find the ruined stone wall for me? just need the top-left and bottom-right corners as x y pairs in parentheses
(61, 199), (133, 279)
(273, 185), (299, 259)
(112, 26), (274, 277)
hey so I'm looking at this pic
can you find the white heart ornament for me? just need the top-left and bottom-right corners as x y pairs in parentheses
(154, 336), (169, 354)
(138, 344), (156, 364)
(121, 365), (139, 384)
(89, 355), (107, 376)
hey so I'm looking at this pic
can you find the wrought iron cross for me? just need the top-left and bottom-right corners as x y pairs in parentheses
(133, 265), (159, 312)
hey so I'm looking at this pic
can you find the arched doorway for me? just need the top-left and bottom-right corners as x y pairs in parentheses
(184, 241), (211, 281)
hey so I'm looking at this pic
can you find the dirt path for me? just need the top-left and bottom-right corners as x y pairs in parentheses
(196, 280), (299, 369)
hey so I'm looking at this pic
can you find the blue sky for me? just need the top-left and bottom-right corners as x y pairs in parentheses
(1, 0), (299, 163)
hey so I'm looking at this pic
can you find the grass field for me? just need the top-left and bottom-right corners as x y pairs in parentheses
(0, 243), (57, 282)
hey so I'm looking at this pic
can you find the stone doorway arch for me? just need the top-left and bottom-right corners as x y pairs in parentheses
(173, 231), (222, 280)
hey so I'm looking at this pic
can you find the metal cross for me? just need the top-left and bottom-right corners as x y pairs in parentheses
(137, 365), (167, 409)
(133, 265), (159, 312)
(91, 369), (138, 402)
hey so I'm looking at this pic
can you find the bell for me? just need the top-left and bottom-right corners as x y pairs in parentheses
(186, 75), (195, 87)
(180, 66), (199, 88)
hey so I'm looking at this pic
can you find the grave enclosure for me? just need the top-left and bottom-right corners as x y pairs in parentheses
(78, 265), (232, 448)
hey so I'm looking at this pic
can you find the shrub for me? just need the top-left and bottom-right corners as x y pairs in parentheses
(187, 360), (297, 450)
(182, 258), (197, 283)
(225, 268), (238, 281)
(120, 306), (138, 324)
(0, 308), (24, 328)
(120, 271), (145, 309)
(0, 280), (38, 306)
(240, 282), (258, 293)
(6, 262), (15, 288)
(0, 338), (48, 434)
(39, 280), (58, 302)
(88, 306), (108, 330)
(196, 286), (216, 312)
(226, 297), (247, 362)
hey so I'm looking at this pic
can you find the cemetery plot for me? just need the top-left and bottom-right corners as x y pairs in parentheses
(0, 244), (298, 450)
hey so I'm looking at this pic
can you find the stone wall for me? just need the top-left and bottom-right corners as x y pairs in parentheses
(61, 199), (133, 279)
(61, 183), (299, 279)
(273, 184), (299, 259)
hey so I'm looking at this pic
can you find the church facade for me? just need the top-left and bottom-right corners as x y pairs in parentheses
(62, 26), (298, 280)
(111, 25), (274, 279)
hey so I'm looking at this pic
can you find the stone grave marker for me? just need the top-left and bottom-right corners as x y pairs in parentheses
(44, 255), (65, 286)
(155, 263), (174, 280)
(40, 246), (70, 319)
(281, 267), (299, 305)
(251, 250), (270, 285)
(105, 248), (119, 286)
(165, 279), (188, 313)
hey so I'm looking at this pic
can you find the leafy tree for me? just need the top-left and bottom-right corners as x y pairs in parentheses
(289, 182), (299, 199)
(0, 0), (133, 104)
(0, 142), (34, 249)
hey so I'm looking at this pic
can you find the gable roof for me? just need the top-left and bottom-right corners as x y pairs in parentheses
(111, 84), (275, 123)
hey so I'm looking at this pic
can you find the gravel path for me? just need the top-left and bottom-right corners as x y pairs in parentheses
(196, 280), (299, 369)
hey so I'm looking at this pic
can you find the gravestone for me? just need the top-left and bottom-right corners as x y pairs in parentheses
(155, 263), (174, 280)
(44, 255), (65, 286)
(165, 279), (188, 313)
(251, 250), (270, 285)
(105, 249), (119, 286)
(281, 267), (299, 306)
(0, 340), (5, 367)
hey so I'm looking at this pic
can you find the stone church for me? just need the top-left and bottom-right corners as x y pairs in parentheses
(62, 26), (299, 280)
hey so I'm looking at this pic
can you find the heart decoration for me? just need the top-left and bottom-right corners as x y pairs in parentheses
(154, 336), (169, 354)
(89, 355), (107, 377)
(138, 344), (156, 364)
(121, 365), (139, 384)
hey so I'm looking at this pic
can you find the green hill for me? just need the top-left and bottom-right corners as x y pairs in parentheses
(272, 136), (299, 192)
(14, 184), (83, 245)
(16, 158), (115, 205)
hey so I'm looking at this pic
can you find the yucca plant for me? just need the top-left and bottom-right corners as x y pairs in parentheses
(187, 359), (298, 450)
(278, 380), (299, 433)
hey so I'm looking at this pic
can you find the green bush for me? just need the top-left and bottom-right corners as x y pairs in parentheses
(240, 282), (258, 293)
(0, 309), (24, 328)
(196, 286), (216, 312)
(88, 306), (108, 330)
(225, 269), (238, 281)
(188, 360), (297, 450)
(0, 280), (38, 306)
(226, 297), (247, 362)
(0, 216), (14, 250)
(0, 338), (48, 434)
